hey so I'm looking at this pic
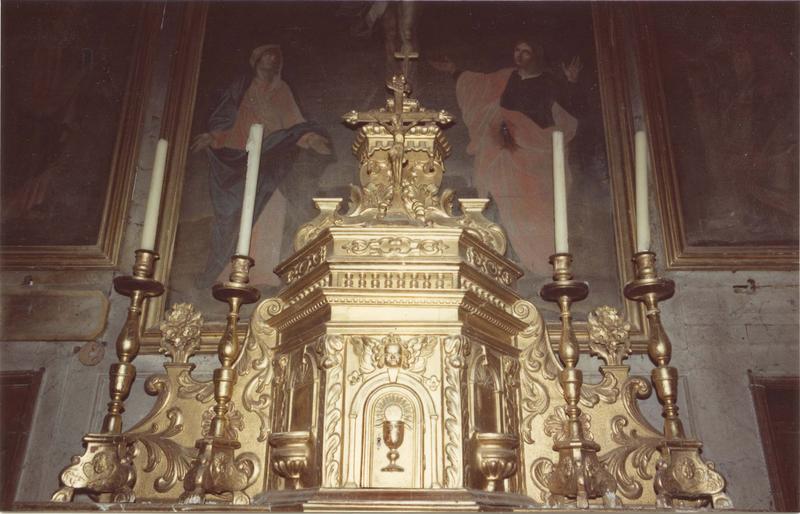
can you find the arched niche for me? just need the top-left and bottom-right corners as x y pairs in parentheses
(343, 373), (440, 489)
(468, 349), (503, 434)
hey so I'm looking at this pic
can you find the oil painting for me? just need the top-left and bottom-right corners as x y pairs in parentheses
(639, 2), (798, 269)
(155, 2), (632, 344)
(0, 1), (154, 267)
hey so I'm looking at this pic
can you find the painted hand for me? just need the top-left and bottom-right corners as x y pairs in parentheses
(562, 56), (583, 83)
(190, 133), (214, 153)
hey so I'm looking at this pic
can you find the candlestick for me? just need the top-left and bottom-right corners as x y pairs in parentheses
(540, 254), (619, 508)
(623, 252), (730, 508)
(52, 249), (164, 503)
(140, 139), (168, 251)
(237, 124), (264, 256)
(181, 255), (261, 505)
(553, 131), (568, 254)
(635, 131), (650, 253)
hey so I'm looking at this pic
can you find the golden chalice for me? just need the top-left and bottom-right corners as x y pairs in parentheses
(381, 420), (405, 472)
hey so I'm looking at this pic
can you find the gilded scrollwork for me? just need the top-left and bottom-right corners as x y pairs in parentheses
(176, 370), (215, 403)
(342, 237), (447, 257)
(443, 335), (470, 487)
(285, 246), (327, 284)
(530, 457), (555, 504)
(316, 335), (344, 487)
(129, 408), (197, 494)
(599, 416), (660, 500)
(464, 246), (513, 286)
(515, 300), (552, 445)
(580, 371), (620, 407)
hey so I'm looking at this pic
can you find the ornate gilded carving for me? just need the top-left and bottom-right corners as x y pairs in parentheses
(159, 303), (203, 364)
(316, 335), (344, 487)
(473, 432), (519, 492)
(342, 237), (447, 256)
(580, 371), (619, 407)
(655, 441), (731, 509)
(285, 246), (327, 284)
(269, 431), (313, 490)
(294, 198), (342, 251)
(544, 406), (593, 444)
(464, 246), (513, 286)
(129, 408), (196, 494)
(351, 334), (437, 383)
(600, 416), (660, 500)
(201, 402), (244, 440)
(51, 435), (137, 503)
(443, 335), (470, 487)
(587, 306), (632, 366)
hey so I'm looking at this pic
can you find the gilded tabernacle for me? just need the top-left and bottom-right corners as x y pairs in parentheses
(46, 60), (733, 511)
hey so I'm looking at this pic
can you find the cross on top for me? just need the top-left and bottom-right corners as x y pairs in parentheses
(393, 45), (419, 82)
(341, 49), (453, 135)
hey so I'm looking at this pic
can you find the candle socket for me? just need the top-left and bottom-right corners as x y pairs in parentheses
(623, 251), (730, 509)
(51, 249), (164, 503)
(540, 254), (589, 304)
(539, 254), (618, 508)
(181, 254), (260, 505)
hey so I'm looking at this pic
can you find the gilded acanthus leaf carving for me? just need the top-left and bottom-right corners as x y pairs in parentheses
(580, 370), (620, 407)
(159, 303), (203, 364)
(129, 408), (197, 494)
(599, 416), (660, 500)
(176, 369), (214, 403)
(201, 401), (244, 440)
(543, 405), (593, 443)
(587, 306), (632, 366)
(239, 326), (275, 442)
(530, 457), (555, 504)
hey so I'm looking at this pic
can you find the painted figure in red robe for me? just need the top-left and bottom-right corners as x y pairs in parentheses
(432, 41), (583, 276)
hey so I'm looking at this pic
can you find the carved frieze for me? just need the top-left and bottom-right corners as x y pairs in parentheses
(341, 237), (447, 257)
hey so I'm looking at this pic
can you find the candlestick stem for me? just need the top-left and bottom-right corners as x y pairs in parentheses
(180, 255), (261, 505)
(540, 254), (618, 508)
(52, 250), (164, 503)
(624, 251), (730, 508)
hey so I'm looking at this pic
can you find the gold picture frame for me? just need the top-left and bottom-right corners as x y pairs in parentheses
(635, 4), (799, 271)
(141, 3), (650, 353)
(0, 3), (161, 270)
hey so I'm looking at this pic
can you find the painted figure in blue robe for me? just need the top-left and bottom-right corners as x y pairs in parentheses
(191, 44), (332, 287)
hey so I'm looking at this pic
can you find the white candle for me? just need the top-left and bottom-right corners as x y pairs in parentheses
(140, 139), (168, 251)
(635, 131), (650, 253)
(552, 131), (569, 254)
(236, 124), (264, 256)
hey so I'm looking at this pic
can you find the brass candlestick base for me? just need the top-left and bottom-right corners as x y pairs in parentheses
(180, 437), (257, 505)
(624, 252), (730, 509)
(549, 439), (617, 509)
(540, 254), (618, 509)
(50, 434), (136, 503)
(180, 255), (260, 505)
(51, 250), (163, 503)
